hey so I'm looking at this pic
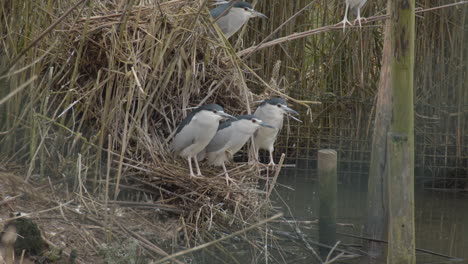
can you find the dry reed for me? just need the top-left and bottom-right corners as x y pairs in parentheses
(1, 0), (466, 261)
(0, 0), (292, 259)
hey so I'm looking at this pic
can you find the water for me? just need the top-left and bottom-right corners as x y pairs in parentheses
(274, 168), (468, 263)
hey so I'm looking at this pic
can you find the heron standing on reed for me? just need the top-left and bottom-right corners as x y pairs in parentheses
(199, 115), (274, 183)
(253, 98), (300, 166)
(172, 104), (235, 177)
(340, 0), (368, 31)
(210, 1), (267, 39)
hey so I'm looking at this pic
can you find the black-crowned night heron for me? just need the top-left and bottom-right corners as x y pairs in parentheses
(210, 1), (267, 39)
(172, 104), (234, 177)
(340, 0), (368, 31)
(253, 98), (300, 166)
(199, 114), (274, 183)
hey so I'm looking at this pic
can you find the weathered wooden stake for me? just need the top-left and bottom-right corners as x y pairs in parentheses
(318, 149), (337, 257)
(387, 132), (415, 263)
(387, 0), (416, 261)
(365, 8), (391, 258)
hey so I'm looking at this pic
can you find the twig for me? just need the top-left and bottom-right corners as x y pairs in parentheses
(107, 200), (183, 213)
(276, 229), (359, 257)
(271, 219), (318, 225)
(4, 200), (74, 222)
(267, 153), (285, 199)
(237, 2), (468, 57)
(294, 226), (322, 263)
(0, 76), (37, 106)
(154, 213), (283, 264)
(325, 241), (343, 263)
(337, 232), (463, 260)
(0, 194), (23, 206)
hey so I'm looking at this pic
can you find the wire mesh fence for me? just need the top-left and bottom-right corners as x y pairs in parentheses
(272, 97), (467, 189)
(243, 0), (468, 190)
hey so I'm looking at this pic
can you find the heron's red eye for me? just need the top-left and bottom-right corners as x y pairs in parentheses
(277, 104), (281, 107)
(244, 7), (248, 11)
(252, 119), (257, 123)
(212, 110), (217, 113)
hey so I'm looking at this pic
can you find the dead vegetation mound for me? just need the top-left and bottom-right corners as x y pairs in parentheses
(0, 0), (284, 258)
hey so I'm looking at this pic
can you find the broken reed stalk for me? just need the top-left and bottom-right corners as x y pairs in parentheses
(266, 153), (285, 199)
(324, 241), (345, 264)
(104, 134), (111, 226)
(0, 75), (36, 106)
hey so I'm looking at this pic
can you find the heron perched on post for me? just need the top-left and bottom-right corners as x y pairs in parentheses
(339, 0), (368, 31)
(199, 115), (274, 183)
(253, 98), (300, 166)
(172, 104), (235, 177)
(210, 1), (267, 39)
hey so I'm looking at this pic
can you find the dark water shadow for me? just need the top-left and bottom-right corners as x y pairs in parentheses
(273, 168), (468, 264)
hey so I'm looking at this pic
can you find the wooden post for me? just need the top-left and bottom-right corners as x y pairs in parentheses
(390, 0), (415, 134)
(318, 149), (337, 257)
(387, 0), (416, 261)
(387, 132), (415, 263)
(365, 10), (391, 258)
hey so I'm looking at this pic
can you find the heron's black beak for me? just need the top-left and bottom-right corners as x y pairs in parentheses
(260, 122), (275, 129)
(218, 112), (236, 120)
(252, 10), (267, 19)
(283, 106), (299, 115)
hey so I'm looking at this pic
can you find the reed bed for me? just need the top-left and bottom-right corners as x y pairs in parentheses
(1, 0), (466, 261)
(0, 0), (297, 260)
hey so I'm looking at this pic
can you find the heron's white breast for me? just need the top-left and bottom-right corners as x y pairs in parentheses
(226, 120), (256, 153)
(179, 111), (220, 157)
(253, 104), (283, 150)
(254, 104), (284, 130)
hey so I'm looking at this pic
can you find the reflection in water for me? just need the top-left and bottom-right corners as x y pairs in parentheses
(274, 168), (468, 263)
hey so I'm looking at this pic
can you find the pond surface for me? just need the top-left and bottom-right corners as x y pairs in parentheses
(274, 168), (468, 264)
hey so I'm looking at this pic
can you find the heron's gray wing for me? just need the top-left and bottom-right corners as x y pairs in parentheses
(172, 121), (196, 153)
(175, 111), (197, 135)
(210, 3), (230, 19)
(205, 126), (233, 153)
